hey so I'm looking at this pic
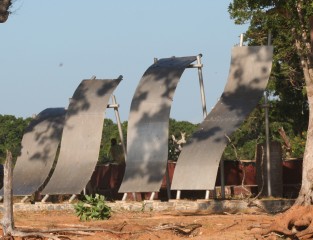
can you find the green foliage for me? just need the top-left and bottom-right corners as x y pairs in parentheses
(168, 118), (198, 137)
(98, 119), (127, 164)
(168, 118), (198, 160)
(0, 115), (31, 163)
(223, 107), (264, 160)
(74, 194), (111, 221)
(290, 131), (306, 158)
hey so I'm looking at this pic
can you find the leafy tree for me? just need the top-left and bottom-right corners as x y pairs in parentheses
(168, 118), (197, 160)
(223, 94), (308, 161)
(0, 0), (12, 23)
(98, 119), (127, 164)
(229, 0), (313, 237)
(223, 107), (265, 160)
(0, 115), (31, 163)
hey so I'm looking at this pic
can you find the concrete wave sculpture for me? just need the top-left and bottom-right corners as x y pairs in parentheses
(0, 108), (66, 196)
(119, 56), (197, 193)
(171, 46), (273, 190)
(42, 78), (122, 195)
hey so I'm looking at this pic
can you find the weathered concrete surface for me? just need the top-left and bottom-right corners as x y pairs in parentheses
(119, 56), (197, 193)
(42, 79), (121, 195)
(172, 46), (273, 190)
(0, 108), (66, 196)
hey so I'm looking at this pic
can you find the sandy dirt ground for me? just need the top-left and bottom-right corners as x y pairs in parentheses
(0, 209), (277, 240)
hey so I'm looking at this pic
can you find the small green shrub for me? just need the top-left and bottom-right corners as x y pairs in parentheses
(74, 194), (111, 221)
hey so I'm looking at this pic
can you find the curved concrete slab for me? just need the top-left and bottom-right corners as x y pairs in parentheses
(1, 108), (66, 196)
(171, 46), (273, 190)
(42, 78), (121, 195)
(119, 56), (197, 193)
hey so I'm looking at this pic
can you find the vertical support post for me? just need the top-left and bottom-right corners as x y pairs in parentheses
(204, 190), (210, 200)
(239, 33), (243, 47)
(196, 54), (210, 199)
(268, 31), (272, 46)
(68, 194), (76, 203)
(111, 95), (135, 200)
(149, 192), (155, 201)
(41, 194), (49, 203)
(122, 193), (127, 201)
(220, 159), (225, 199)
(196, 54), (207, 119)
(176, 190), (181, 200)
(264, 92), (272, 197)
(239, 33), (244, 46)
(111, 95), (127, 161)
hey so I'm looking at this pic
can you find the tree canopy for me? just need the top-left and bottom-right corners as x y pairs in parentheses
(0, 115), (31, 163)
(0, 0), (12, 23)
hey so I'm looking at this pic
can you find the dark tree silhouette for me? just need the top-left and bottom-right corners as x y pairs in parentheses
(0, 0), (12, 23)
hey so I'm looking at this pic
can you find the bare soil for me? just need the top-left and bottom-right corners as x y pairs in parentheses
(0, 209), (277, 240)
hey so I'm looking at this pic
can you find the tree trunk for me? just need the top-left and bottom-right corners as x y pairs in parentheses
(2, 150), (14, 235)
(293, 2), (313, 205)
(296, 84), (313, 205)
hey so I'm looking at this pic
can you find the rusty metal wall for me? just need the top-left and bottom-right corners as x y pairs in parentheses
(0, 108), (66, 196)
(119, 56), (197, 193)
(171, 46), (273, 190)
(41, 79), (121, 195)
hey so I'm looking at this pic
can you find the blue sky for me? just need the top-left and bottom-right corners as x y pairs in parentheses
(1, 0), (248, 123)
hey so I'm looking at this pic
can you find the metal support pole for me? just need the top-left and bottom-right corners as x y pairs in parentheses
(196, 54), (207, 118)
(20, 196), (29, 203)
(239, 33), (244, 46)
(149, 192), (155, 201)
(196, 54), (211, 200)
(122, 193), (127, 201)
(68, 194), (76, 203)
(264, 92), (272, 196)
(110, 95), (136, 199)
(111, 95), (127, 161)
(41, 194), (49, 203)
(176, 190), (181, 200)
(220, 159), (225, 199)
(205, 190), (210, 200)
(268, 31), (272, 46)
